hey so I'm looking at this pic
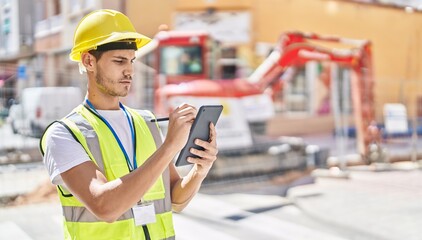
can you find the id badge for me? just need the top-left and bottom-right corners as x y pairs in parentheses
(132, 201), (156, 226)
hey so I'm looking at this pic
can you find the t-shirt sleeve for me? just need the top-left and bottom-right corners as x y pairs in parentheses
(43, 122), (91, 185)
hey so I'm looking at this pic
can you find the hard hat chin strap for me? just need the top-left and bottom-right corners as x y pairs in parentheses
(78, 62), (87, 74)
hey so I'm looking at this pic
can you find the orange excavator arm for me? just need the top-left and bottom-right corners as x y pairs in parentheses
(248, 31), (375, 158)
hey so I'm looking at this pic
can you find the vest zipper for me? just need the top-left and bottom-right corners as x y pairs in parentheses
(142, 225), (151, 240)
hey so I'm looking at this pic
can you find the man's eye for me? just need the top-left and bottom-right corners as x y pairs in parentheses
(113, 60), (124, 64)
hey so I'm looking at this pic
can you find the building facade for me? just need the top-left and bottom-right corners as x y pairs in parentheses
(33, 0), (125, 92)
(1, 0), (421, 123)
(126, 0), (422, 121)
(0, 0), (35, 108)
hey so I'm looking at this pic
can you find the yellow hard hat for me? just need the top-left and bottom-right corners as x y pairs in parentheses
(69, 9), (151, 62)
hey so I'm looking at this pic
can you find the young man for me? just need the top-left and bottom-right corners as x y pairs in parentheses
(40, 9), (218, 240)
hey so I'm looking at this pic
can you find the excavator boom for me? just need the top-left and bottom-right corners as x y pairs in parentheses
(249, 31), (375, 158)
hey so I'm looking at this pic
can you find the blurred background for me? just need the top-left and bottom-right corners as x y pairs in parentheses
(0, 0), (422, 239)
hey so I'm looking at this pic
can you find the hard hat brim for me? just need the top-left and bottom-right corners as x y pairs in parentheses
(69, 32), (151, 62)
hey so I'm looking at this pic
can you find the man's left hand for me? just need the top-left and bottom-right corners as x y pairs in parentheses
(187, 122), (218, 176)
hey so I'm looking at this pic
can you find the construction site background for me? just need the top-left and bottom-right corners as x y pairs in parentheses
(1, 1), (422, 239)
(127, 0), (422, 121)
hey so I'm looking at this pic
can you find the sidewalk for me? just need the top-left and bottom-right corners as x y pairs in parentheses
(1, 130), (422, 239)
(0, 122), (40, 165)
(0, 164), (49, 199)
(288, 162), (422, 240)
(1, 162), (422, 239)
(300, 133), (422, 165)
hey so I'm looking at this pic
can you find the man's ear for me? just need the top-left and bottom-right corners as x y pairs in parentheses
(81, 52), (96, 72)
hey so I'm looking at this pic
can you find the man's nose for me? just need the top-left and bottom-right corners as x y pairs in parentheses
(124, 65), (134, 78)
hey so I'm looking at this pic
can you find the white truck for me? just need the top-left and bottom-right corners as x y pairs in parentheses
(10, 87), (83, 137)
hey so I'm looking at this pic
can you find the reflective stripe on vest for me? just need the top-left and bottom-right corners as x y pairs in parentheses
(40, 105), (175, 240)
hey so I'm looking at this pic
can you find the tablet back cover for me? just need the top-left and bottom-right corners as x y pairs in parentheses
(175, 105), (223, 166)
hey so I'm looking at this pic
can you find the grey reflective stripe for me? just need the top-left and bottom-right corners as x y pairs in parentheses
(62, 203), (172, 223)
(61, 109), (172, 223)
(136, 109), (164, 148)
(66, 112), (105, 173)
(138, 110), (172, 213)
(62, 201), (172, 223)
(157, 167), (172, 212)
(62, 205), (133, 222)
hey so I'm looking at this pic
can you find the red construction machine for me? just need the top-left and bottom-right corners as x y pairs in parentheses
(137, 30), (275, 152)
(248, 31), (375, 159)
(135, 30), (376, 177)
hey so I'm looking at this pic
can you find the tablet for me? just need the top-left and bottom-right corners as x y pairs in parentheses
(175, 105), (223, 167)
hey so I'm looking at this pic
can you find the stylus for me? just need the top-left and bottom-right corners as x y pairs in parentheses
(150, 117), (169, 122)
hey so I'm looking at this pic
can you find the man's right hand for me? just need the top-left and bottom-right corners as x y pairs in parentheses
(163, 104), (197, 152)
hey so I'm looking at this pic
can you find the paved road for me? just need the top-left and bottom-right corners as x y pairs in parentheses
(1, 162), (422, 240)
(0, 163), (344, 240)
(0, 192), (349, 240)
(301, 133), (422, 162)
(290, 164), (422, 240)
(1, 123), (422, 239)
(0, 123), (39, 164)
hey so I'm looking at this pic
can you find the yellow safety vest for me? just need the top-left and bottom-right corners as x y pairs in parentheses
(40, 104), (175, 240)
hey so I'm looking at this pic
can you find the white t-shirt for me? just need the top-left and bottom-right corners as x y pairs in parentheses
(43, 109), (133, 185)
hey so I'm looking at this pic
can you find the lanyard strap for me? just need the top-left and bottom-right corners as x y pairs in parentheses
(85, 99), (137, 170)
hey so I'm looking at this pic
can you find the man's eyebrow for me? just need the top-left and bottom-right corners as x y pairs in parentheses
(112, 56), (128, 60)
(112, 56), (136, 61)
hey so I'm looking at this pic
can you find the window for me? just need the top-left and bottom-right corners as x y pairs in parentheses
(160, 46), (203, 75)
(53, 0), (61, 15)
(3, 18), (10, 35)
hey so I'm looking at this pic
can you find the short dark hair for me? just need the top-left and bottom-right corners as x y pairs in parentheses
(88, 50), (105, 61)
(95, 40), (137, 51)
(88, 40), (137, 61)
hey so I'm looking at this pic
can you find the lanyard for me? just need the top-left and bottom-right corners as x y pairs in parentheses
(85, 99), (137, 170)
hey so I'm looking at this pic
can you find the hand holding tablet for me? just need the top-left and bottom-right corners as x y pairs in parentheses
(175, 105), (223, 167)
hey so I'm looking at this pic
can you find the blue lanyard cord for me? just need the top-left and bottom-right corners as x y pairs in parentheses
(119, 102), (137, 169)
(84, 99), (137, 170)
